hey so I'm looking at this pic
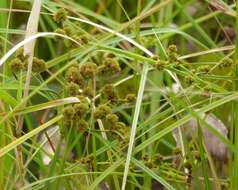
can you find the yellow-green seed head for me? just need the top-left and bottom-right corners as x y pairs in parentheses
(115, 121), (126, 130)
(219, 57), (233, 68)
(125, 94), (136, 103)
(74, 103), (89, 118)
(63, 26), (73, 36)
(65, 66), (84, 87)
(167, 44), (177, 53)
(103, 52), (115, 59)
(79, 35), (88, 45)
(102, 84), (118, 102)
(80, 62), (97, 78)
(53, 8), (68, 23)
(83, 86), (94, 98)
(99, 58), (121, 74)
(9, 58), (23, 73)
(77, 95), (89, 104)
(67, 82), (80, 96)
(106, 114), (119, 124)
(15, 48), (26, 61)
(155, 59), (165, 71)
(94, 105), (112, 119)
(197, 65), (210, 74)
(32, 57), (46, 73)
(77, 119), (89, 132)
(184, 76), (194, 84)
(183, 161), (192, 169)
(167, 45), (179, 63)
(63, 106), (75, 120)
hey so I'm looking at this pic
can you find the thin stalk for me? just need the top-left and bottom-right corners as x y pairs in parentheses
(121, 63), (149, 190)
(231, 1), (238, 189)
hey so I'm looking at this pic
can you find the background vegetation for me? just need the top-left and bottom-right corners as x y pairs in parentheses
(0, 0), (237, 189)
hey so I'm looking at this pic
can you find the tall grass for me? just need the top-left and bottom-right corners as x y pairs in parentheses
(0, 0), (236, 189)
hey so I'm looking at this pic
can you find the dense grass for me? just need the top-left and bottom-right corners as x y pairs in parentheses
(0, 0), (237, 189)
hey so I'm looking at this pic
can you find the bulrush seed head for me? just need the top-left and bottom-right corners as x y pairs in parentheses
(167, 44), (179, 63)
(99, 58), (121, 74)
(32, 57), (46, 73)
(103, 52), (115, 59)
(63, 106), (75, 120)
(167, 44), (177, 53)
(9, 58), (23, 73)
(63, 26), (73, 36)
(65, 66), (84, 88)
(15, 48), (26, 61)
(94, 105), (112, 119)
(197, 65), (210, 74)
(102, 84), (118, 102)
(115, 121), (126, 130)
(53, 8), (68, 23)
(77, 95), (90, 104)
(155, 59), (165, 71)
(184, 76), (194, 84)
(83, 86), (94, 98)
(106, 114), (119, 124)
(77, 119), (89, 131)
(125, 94), (136, 103)
(79, 35), (88, 45)
(80, 62), (97, 78)
(67, 82), (80, 96)
(219, 57), (233, 68)
(74, 103), (89, 118)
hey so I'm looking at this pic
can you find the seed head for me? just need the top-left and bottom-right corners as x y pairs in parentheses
(80, 62), (97, 78)
(102, 84), (118, 102)
(53, 8), (68, 23)
(115, 122), (126, 130)
(184, 76), (194, 84)
(63, 106), (75, 120)
(67, 82), (80, 96)
(167, 44), (179, 63)
(9, 58), (23, 73)
(65, 66), (84, 87)
(167, 44), (177, 53)
(77, 95), (90, 104)
(15, 48), (26, 61)
(79, 35), (88, 45)
(219, 57), (233, 68)
(197, 65), (210, 74)
(125, 94), (136, 103)
(94, 105), (112, 119)
(74, 103), (89, 118)
(32, 57), (46, 73)
(99, 58), (121, 74)
(106, 114), (119, 124)
(77, 119), (89, 132)
(83, 86), (94, 98)
(155, 60), (165, 71)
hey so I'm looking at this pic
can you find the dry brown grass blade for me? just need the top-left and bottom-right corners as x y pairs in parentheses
(208, 0), (236, 17)
(17, 0), (42, 135)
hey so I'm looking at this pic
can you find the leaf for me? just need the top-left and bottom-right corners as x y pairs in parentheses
(0, 97), (80, 117)
(132, 158), (176, 190)
(0, 115), (63, 158)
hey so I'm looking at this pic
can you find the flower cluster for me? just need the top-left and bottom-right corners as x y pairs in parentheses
(98, 58), (121, 75)
(53, 8), (68, 24)
(9, 48), (46, 74)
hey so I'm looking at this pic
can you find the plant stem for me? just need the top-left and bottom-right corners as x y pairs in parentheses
(231, 1), (238, 189)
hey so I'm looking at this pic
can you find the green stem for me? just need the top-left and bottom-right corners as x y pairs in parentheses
(231, 1), (238, 189)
